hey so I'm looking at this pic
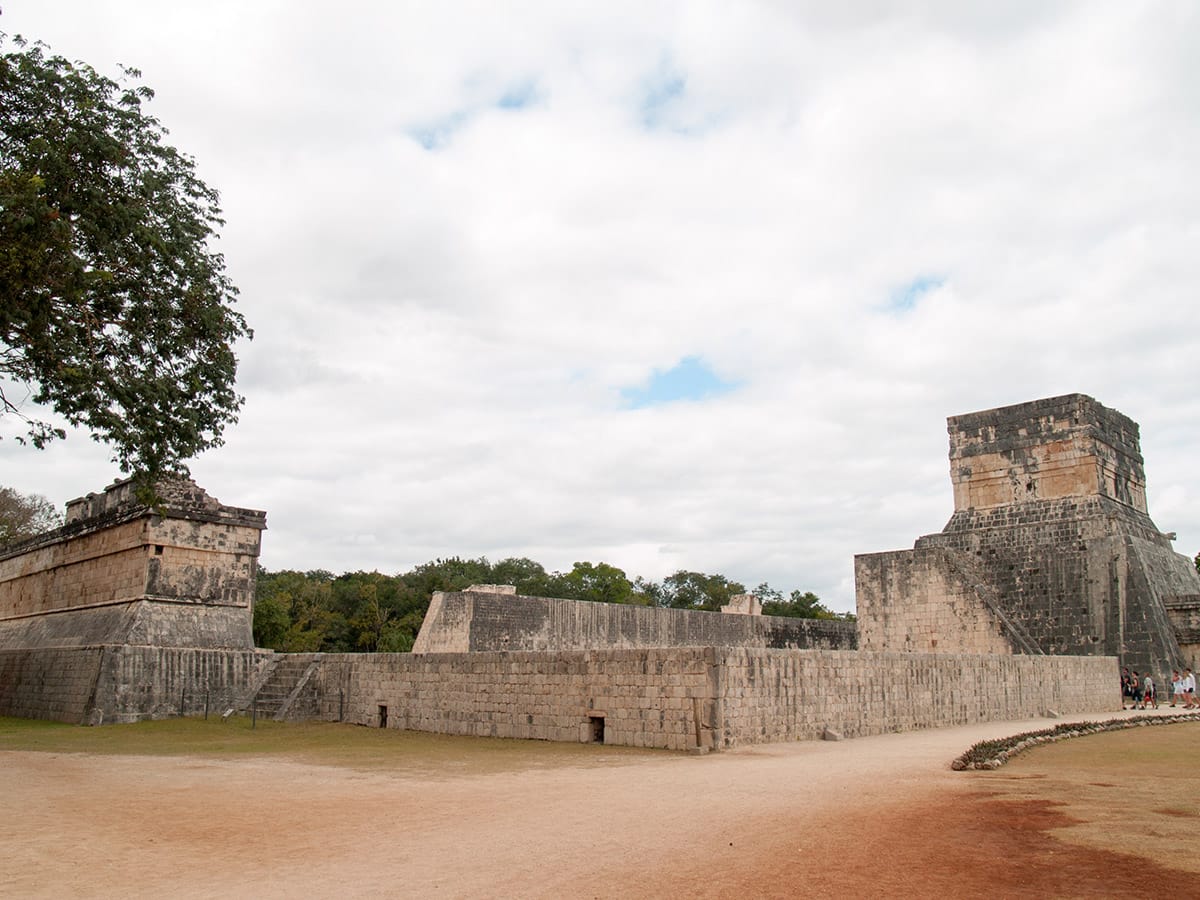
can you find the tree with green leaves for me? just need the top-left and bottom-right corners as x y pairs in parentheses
(1, 34), (250, 478)
(251, 560), (840, 652)
(757, 586), (851, 620)
(657, 570), (746, 611)
(556, 561), (648, 606)
(0, 484), (60, 546)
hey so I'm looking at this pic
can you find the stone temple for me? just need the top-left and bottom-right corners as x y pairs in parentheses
(1, 394), (1197, 750)
(855, 394), (1199, 678)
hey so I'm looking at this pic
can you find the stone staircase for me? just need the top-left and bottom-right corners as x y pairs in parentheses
(249, 653), (321, 720)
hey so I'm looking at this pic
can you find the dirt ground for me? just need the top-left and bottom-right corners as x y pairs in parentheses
(2, 710), (1198, 899)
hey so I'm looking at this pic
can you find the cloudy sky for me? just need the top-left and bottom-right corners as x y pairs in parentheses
(3, 1), (1199, 611)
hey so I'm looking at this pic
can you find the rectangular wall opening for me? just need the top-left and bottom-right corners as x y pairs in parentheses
(378, 704), (388, 728)
(588, 715), (605, 744)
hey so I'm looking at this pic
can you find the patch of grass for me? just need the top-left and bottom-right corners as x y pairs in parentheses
(1007, 720), (1200, 775)
(0, 715), (662, 774)
(953, 714), (1200, 770)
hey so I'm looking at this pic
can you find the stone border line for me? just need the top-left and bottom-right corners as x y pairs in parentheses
(951, 711), (1200, 770)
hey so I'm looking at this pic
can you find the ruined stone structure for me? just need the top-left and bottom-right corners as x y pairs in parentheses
(721, 593), (762, 615)
(13, 400), (1184, 750)
(413, 587), (856, 654)
(855, 394), (1198, 686)
(0, 479), (270, 723)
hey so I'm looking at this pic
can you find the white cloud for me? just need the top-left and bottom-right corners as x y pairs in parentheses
(4, 1), (1199, 609)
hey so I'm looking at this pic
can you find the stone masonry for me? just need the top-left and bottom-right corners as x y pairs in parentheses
(0, 444), (1136, 745)
(855, 394), (1197, 688)
(412, 587), (857, 654)
(276, 647), (1116, 751)
(1166, 595), (1200, 671)
(0, 478), (271, 723)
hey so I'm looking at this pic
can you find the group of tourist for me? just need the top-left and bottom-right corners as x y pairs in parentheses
(1170, 668), (1198, 709)
(1122, 667), (1198, 710)
(1121, 668), (1158, 709)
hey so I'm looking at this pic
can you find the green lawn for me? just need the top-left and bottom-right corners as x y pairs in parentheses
(0, 715), (661, 773)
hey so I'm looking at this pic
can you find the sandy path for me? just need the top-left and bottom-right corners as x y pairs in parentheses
(2, 710), (1196, 899)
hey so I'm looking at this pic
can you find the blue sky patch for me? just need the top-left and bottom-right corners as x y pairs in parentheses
(497, 79), (539, 110)
(408, 110), (470, 150)
(621, 356), (739, 409)
(409, 81), (540, 150)
(639, 59), (687, 130)
(888, 275), (944, 312)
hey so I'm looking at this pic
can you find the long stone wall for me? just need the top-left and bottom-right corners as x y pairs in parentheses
(281, 647), (1118, 751)
(714, 649), (1116, 745)
(414, 589), (857, 654)
(305, 648), (719, 750)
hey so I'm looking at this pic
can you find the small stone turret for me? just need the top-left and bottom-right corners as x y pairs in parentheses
(1, 476), (267, 650)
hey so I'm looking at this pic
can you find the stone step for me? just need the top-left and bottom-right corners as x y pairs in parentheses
(247, 653), (320, 720)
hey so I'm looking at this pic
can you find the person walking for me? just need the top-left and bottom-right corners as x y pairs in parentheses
(1171, 670), (1183, 707)
(1184, 668), (1197, 710)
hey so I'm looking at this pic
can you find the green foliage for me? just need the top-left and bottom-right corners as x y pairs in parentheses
(251, 594), (289, 648)
(1194, 552), (1199, 576)
(756, 586), (854, 621)
(555, 561), (645, 606)
(252, 558), (844, 653)
(0, 34), (250, 477)
(657, 570), (746, 611)
(0, 484), (61, 546)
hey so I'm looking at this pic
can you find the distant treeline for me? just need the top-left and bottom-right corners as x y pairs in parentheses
(254, 557), (854, 653)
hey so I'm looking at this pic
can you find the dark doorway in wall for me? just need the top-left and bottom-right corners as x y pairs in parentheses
(378, 705), (388, 728)
(588, 715), (605, 744)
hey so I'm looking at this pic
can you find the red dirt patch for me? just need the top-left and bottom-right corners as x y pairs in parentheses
(643, 791), (1197, 899)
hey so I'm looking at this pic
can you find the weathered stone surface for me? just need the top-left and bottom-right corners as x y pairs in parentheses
(276, 647), (1117, 751)
(0, 477), (266, 651)
(0, 645), (273, 723)
(721, 594), (762, 615)
(0, 478), (268, 723)
(1164, 594), (1200, 671)
(413, 589), (857, 654)
(856, 394), (1197, 688)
